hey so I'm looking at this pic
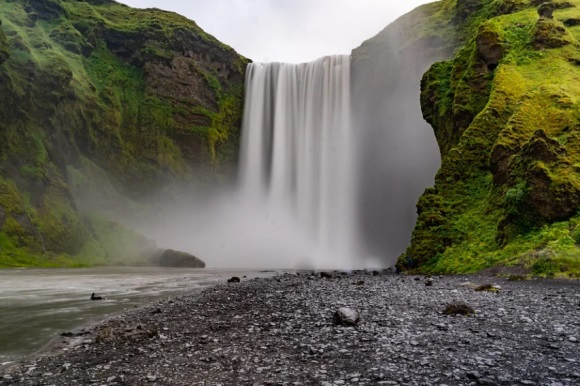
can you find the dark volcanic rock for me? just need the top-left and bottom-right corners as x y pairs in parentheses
(443, 302), (475, 316)
(1, 274), (578, 386)
(333, 307), (361, 326)
(90, 293), (103, 300)
(227, 276), (241, 283)
(157, 249), (205, 268)
(563, 17), (580, 27)
(534, 18), (575, 49)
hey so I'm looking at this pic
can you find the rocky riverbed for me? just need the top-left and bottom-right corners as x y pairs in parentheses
(1, 272), (579, 386)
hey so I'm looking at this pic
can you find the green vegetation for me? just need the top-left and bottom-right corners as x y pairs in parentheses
(0, 0), (248, 268)
(399, 0), (580, 278)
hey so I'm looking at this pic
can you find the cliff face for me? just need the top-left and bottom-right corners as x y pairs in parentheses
(0, 0), (248, 267)
(351, 0), (458, 262)
(399, 0), (580, 277)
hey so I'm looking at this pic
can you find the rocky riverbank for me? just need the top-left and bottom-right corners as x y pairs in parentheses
(1, 272), (579, 386)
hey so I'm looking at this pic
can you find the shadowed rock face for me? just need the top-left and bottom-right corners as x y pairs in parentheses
(0, 0), (247, 266)
(0, 21), (9, 65)
(350, 2), (457, 265)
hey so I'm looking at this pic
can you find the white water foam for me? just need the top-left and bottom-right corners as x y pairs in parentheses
(238, 56), (364, 269)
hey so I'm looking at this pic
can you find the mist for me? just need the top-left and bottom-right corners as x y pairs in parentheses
(129, 191), (323, 269)
(351, 14), (452, 266)
(128, 58), (381, 270)
(126, 33), (446, 269)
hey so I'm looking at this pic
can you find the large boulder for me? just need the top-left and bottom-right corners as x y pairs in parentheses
(157, 249), (206, 268)
(333, 308), (361, 326)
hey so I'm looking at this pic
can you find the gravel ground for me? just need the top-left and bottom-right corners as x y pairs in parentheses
(1, 272), (579, 386)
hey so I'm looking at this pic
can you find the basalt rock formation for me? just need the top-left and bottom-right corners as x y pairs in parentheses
(0, 0), (247, 267)
(398, 0), (580, 277)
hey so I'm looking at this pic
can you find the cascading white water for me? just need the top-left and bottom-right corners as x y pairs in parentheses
(128, 50), (439, 269)
(239, 55), (361, 268)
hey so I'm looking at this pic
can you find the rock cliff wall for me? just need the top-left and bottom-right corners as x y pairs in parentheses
(351, 0), (458, 263)
(398, 0), (580, 277)
(0, 0), (247, 267)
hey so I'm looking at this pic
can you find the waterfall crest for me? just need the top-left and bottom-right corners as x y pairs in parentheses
(239, 56), (361, 268)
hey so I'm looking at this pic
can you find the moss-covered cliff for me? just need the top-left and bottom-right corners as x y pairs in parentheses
(398, 0), (580, 277)
(0, 0), (248, 267)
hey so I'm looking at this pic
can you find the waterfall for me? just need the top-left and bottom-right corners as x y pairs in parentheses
(132, 52), (440, 270)
(238, 55), (362, 268)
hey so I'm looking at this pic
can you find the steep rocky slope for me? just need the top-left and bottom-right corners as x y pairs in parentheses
(398, 0), (580, 277)
(0, 0), (247, 267)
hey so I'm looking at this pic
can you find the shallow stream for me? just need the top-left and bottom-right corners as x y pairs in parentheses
(0, 267), (274, 363)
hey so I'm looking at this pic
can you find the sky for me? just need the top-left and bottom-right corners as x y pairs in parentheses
(116, 0), (434, 63)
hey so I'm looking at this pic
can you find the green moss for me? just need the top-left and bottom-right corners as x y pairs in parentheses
(503, 181), (529, 216)
(0, 20), (10, 64)
(534, 17), (578, 49)
(0, 233), (76, 268)
(401, 0), (580, 278)
(0, 0), (247, 267)
(49, 21), (92, 55)
(75, 213), (157, 266)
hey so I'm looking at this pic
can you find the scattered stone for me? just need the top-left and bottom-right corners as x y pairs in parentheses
(508, 275), (527, 281)
(333, 307), (361, 326)
(227, 276), (241, 283)
(466, 371), (481, 380)
(1, 273), (578, 385)
(320, 272), (333, 279)
(443, 302), (475, 316)
(90, 293), (103, 301)
(474, 284), (501, 292)
(425, 278), (434, 287)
